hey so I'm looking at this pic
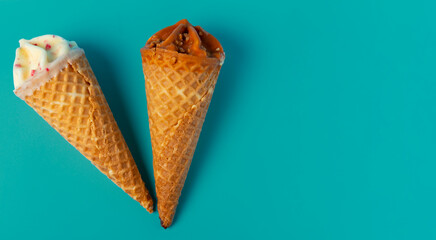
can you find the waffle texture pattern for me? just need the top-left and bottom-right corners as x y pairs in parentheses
(20, 53), (153, 212)
(141, 48), (221, 228)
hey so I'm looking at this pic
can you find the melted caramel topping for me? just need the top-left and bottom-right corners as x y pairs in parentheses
(145, 19), (224, 62)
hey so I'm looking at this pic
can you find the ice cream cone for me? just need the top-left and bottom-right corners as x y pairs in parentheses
(14, 48), (153, 212)
(141, 20), (224, 228)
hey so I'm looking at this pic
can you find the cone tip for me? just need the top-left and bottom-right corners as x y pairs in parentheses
(147, 206), (154, 213)
(140, 199), (154, 213)
(160, 218), (169, 229)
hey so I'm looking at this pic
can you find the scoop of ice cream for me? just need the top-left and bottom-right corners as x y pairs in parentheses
(13, 35), (78, 88)
(145, 19), (224, 62)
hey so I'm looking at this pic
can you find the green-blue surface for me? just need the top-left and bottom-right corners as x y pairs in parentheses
(1, 0), (436, 239)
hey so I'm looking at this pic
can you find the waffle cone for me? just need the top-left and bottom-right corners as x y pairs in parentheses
(14, 51), (153, 212)
(141, 48), (222, 228)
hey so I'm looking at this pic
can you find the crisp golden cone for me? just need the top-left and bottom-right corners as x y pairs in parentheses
(141, 47), (222, 228)
(15, 52), (153, 212)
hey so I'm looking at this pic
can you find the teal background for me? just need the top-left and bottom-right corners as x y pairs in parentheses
(1, 0), (436, 239)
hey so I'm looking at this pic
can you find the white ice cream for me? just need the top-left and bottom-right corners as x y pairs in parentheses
(13, 35), (78, 88)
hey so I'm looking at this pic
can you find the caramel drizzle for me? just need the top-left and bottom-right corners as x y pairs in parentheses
(145, 19), (224, 61)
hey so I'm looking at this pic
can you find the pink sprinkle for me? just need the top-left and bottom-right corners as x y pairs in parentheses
(46, 68), (49, 72)
(14, 64), (21, 68)
(32, 43), (38, 46)
(52, 35), (55, 38)
(45, 44), (51, 50)
(30, 70), (36, 76)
